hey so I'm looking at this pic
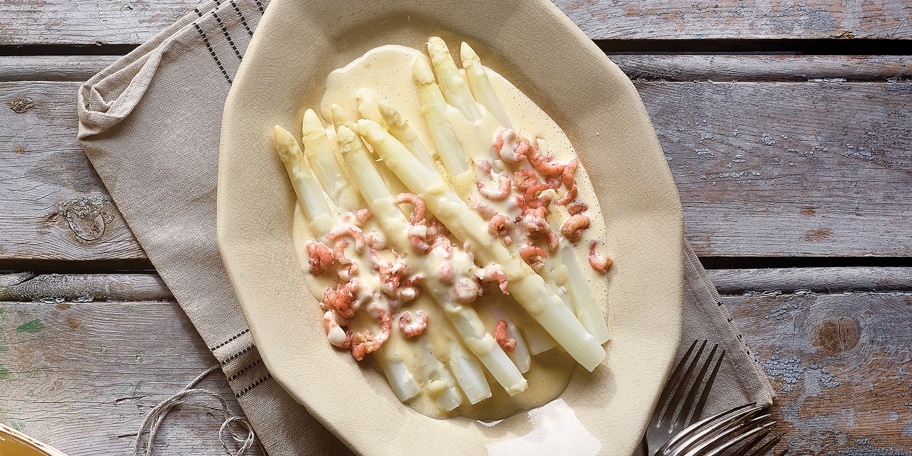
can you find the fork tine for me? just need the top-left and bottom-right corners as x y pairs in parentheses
(647, 340), (700, 432)
(689, 348), (724, 424)
(730, 428), (777, 456)
(661, 403), (760, 454)
(678, 418), (777, 456)
(700, 420), (777, 456)
(675, 345), (724, 430)
(663, 341), (708, 427)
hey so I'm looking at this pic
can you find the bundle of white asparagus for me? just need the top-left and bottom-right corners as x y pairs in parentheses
(273, 36), (612, 416)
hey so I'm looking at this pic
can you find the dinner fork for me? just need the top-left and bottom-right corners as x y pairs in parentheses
(658, 402), (785, 456)
(642, 340), (725, 456)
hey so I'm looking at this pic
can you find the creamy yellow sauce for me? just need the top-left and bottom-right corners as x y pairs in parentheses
(291, 43), (609, 420)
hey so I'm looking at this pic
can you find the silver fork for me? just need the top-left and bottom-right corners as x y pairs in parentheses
(659, 403), (786, 456)
(642, 340), (725, 456)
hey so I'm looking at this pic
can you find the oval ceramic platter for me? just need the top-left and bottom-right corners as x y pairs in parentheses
(217, 0), (683, 454)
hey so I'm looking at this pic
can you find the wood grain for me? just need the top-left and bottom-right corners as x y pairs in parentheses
(639, 79), (912, 257)
(0, 81), (145, 262)
(0, 0), (910, 46)
(0, 300), (263, 455)
(2, 72), (910, 262)
(728, 291), (912, 455)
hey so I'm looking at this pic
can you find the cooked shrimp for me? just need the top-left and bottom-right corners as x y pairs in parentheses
(560, 213), (590, 243)
(495, 128), (529, 164)
(526, 137), (566, 176)
(523, 182), (553, 210)
(512, 168), (539, 191)
(321, 280), (359, 319)
(474, 159), (512, 201)
(398, 310), (429, 337)
(494, 320), (516, 352)
(326, 223), (366, 251)
(588, 240), (613, 273)
(305, 240), (334, 274)
(476, 265), (509, 295)
(487, 213), (513, 240)
(453, 277), (481, 303)
(521, 206), (559, 250)
(350, 309), (392, 361)
(520, 245), (547, 272)
(393, 192), (427, 224)
(323, 310), (351, 348)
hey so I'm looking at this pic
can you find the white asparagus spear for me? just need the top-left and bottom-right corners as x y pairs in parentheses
(460, 42), (512, 129)
(414, 57), (471, 178)
(356, 119), (606, 372)
(427, 36), (482, 122)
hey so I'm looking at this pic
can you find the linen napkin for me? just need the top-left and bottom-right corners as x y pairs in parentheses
(76, 1), (774, 454)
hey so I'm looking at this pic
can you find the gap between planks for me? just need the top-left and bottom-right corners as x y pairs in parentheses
(1, 54), (910, 83)
(2, 269), (911, 302)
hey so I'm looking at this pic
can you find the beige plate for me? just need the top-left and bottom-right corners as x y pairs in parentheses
(217, 0), (683, 454)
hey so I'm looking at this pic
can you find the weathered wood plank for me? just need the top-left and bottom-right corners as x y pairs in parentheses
(0, 0), (910, 46)
(0, 81), (145, 262)
(728, 291), (912, 455)
(611, 55), (912, 82)
(708, 267), (912, 294)
(0, 300), (263, 455)
(0, 273), (172, 302)
(2, 74), (910, 262)
(639, 79), (912, 257)
(0, 56), (120, 82)
(556, 0), (912, 40)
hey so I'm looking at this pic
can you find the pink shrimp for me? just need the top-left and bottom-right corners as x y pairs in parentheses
(494, 320), (516, 352)
(588, 240), (613, 273)
(560, 213), (590, 243)
(453, 277), (481, 303)
(520, 245), (548, 272)
(526, 137), (566, 176)
(523, 182), (553, 210)
(567, 201), (588, 215)
(495, 128), (529, 164)
(350, 310), (392, 361)
(394, 193), (431, 253)
(477, 265), (509, 295)
(344, 208), (373, 226)
(321, 280), (359, 319)
(487, 213), (514, 241)
(326, 223), (366, 252)
(398, 310), (429, 337)
(323, 310), (351, 348)
(393, 192), (427, 224)
(437, 261), (455, 285)
(469, 195), (497, 219)
(305, 240), (334, 275)
(512, 168), (539, 191)
(474, 159), (512, 201)
(332, 239), (358, 280)
(561, 159), (578, 189)
(557, 184), (579, 206)
(522, 206), (559, 250)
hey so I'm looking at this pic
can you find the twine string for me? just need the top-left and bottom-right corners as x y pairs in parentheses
(133, 364), (262, 456)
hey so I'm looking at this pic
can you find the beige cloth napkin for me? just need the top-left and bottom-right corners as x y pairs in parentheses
(76, 1), (774, 454)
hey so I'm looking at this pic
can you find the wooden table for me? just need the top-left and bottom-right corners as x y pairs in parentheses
(2, 1), (910, 454)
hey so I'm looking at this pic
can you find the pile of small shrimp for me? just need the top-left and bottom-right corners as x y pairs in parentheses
(307, 196), (511, 361)
(473, 128), (613, 274)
